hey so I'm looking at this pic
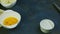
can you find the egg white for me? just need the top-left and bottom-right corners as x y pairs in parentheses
(0, 10), (21, 29)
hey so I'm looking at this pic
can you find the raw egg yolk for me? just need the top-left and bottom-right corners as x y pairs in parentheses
(3, 17), (18, 26)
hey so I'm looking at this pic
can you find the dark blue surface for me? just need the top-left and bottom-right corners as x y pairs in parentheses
(0, 0), (60, 34)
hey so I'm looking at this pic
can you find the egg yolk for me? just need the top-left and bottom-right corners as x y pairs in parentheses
(3, 17), (18, 26)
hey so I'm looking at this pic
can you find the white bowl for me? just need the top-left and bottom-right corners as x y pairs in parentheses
(0, 0), (17, 8)
(0, 10), (21, 29)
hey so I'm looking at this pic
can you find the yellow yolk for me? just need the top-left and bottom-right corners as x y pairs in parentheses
(3, 17), (18, 26)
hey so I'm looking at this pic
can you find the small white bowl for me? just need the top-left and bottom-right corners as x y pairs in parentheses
(40, 19), (55, 33)
(0, 10), (21, 29)
(0, 0), (17, 8)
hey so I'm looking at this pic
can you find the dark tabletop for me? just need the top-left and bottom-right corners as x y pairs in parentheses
(0, 0), (60, 34)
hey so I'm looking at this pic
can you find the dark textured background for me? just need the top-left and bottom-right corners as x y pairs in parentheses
(0, 0), (60, 34)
